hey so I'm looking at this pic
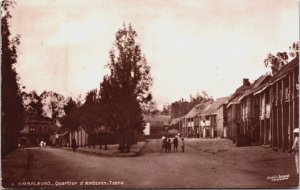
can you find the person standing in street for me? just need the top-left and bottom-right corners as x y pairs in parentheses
(71, 138), (77, 152)
(167, 138), (171, 152)
(39, 140), (43, 148)
(292, 128), (299, 174)
(161, 136), (166, 152)
(181, 138), (185, 152)
(173, 136), (178, 152)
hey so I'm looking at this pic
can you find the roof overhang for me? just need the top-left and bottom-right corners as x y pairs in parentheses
(226, 101), (240, 108)
(253, 82), (270, 95)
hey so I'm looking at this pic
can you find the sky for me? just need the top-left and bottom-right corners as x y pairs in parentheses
(10, 0), (299, 109)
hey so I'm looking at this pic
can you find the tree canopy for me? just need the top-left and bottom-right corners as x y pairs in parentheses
(264, 42), (299, 74)
(1, 0), (24, 156)
(100, 23), (152, 152)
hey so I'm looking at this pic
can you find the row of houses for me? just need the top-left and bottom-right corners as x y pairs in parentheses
(180, 97), (229, 139)
(19, 109), (93, 147)
(20, 110), (115, 148)
(179, 57), (299, 149)
(20, 108), (148, 147)
(18, 58), (298, 150)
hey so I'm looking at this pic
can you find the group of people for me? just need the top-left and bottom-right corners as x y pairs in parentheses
(161, 135), (185, 153)
(39, 140), (47, 148)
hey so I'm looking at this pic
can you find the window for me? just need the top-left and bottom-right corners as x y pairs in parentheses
(284, 87), (289, 101)
(265, 90), (270, 104)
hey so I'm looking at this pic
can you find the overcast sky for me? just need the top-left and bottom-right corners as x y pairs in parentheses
(11, 0), (298, 108)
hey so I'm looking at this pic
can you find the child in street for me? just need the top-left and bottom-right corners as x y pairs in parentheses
(39, 140), (43, 148)
(161, 136), (166, 152)
(292, 128), (299, 174)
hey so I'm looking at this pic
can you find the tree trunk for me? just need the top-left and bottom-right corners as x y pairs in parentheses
(92, 134), (95, 148)
(84, 130), (87, 147)
(118, 130), (126, 152)
(104, 134), (108, 150)
(131, 130), (137, 145)
(125, 130), (131, 153)
(99, 135), (102, 149)
(88, 132), (91, 148)
(80, 129), (83, 148)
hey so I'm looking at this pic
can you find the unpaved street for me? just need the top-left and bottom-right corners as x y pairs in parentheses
(3, 139), (299, 188)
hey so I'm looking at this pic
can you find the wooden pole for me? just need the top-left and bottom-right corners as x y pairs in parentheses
(259, 95), (262, 144)
(276, 82), (280, 149)
(264, 92), (267, 145)
(273, 86), (278, 149)
(281, 79), (285, 151)
(288, 73), (292, 150)
(84, 127), (87, 147)
(292, 70), (296, 147)
(267, 87), (270, 147)
(295, 69), (299, 146)
(270, 86), (273, 148)
(80, 128), (82, 147)
(77, 129), (79, 147)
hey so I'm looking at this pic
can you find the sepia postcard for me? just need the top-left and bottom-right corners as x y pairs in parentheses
(1, 0), (299, 189)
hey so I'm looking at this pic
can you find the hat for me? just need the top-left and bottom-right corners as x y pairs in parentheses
(293, 128), (299, 133)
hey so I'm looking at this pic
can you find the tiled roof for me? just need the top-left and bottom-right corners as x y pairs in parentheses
(227, 83), (251, 103)
(183, 101), (212, 119)
(238, 74), (271, 101)
(200, 97), (230, 115)
(226, 95), (243, 108)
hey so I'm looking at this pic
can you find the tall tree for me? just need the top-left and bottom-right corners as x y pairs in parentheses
(264, 42), (299, 74)
(1, 0), (24, 157)
(161, 104), (171, 115)
(40, 91), (65, 119)
(289, 42), (299, 59)
(264, 53), (287, 74)
(171, 99), (190, 118)
(80, 89), (101, 148)
(61, 98), (80, 135)
(22, 91), (44, 117)
(142, 100), (159, 115)
(100, 23), (152, 152)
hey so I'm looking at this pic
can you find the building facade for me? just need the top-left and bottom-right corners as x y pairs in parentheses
(216, 103), (228, 138)
(226, 57), (298, 149)
(256, 57), (299, 151)
(20, 109), (59, 147)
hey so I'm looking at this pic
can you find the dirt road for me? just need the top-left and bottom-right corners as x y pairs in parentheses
(3, 139), (299, 188)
